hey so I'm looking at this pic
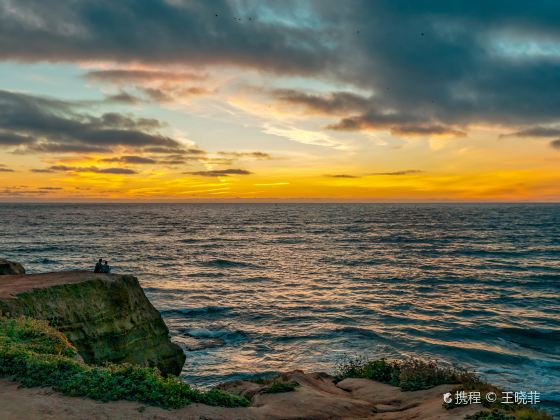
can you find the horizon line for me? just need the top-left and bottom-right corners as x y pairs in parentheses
(1, 200), (560, 205)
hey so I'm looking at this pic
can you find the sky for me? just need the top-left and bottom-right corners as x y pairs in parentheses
(0, 0), (559, 202)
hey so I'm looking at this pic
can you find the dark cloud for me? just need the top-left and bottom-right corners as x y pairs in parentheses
(217, 151), (271, 159)
(85, 69), (206, 83)
(326, 174), (360, 179)
(328, 113), (466, 137)
(26, 143), (110, 153)
(100, 155), (157, 164)
(138, 86), (211, 103)
(370, 170), (423, 176)
(270, 88), (467, 136)
(0, 185), (63, 196)
(0, 132), (35, 145)
(0, 168), (14, 172)
(0, 0), (327, 75)
(105, 91), (143, 104)
(43, 165), (137, 174)
(504, 127), (560, 138)
(186, 169), (252, 177)
(0, 90), (184, 154)
(31, 168), (55, 173)
(272, 89), (370, 114)
(551, 139), (560, 150)
(142, 146), (206, 155)
(0, 1), (559, 133)
(142, 88), (174, 103)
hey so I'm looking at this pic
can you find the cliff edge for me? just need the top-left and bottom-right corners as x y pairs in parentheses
(0, 270), (185, 376)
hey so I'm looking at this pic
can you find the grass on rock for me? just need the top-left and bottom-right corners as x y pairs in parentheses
(335, 356), (477, 391)
(465, 408), (553, 420)
(260, 380), (299, 394)
(0, 317), (249, 409)
(336, 356), (552, 420)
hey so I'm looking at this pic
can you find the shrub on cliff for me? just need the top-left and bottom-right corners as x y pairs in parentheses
(335, 356), (477, 391)
(260, 380), (299, 394)
(336, 356), (552, 420)
(0, 317), (249, 409)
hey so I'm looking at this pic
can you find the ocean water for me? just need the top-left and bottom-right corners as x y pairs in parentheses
(1, 203), (559, 413)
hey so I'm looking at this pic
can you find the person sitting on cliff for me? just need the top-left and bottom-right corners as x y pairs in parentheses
(100, 260), (111, 273)
(93, 258), (103, 273)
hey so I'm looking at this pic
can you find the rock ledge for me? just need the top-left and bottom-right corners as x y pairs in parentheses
(0, 270), (185, 375)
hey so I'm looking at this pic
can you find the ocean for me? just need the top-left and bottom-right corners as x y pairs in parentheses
(1, 203), (559, 414)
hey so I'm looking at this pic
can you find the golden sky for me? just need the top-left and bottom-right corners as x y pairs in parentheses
(1, 1), (559, 201)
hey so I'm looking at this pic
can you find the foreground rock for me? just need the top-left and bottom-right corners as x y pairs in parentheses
(0, 371), (484, 419)
(0, 258), (25, 275)
(0, 271), (185, 375)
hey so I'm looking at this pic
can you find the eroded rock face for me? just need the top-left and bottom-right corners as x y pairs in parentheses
(0, 259), (25, 275)
(0, 271), (185, 376)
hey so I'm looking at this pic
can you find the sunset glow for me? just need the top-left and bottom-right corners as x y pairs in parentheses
(1, 1), (559, 201)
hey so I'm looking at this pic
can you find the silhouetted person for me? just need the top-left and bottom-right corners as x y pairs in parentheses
(94, 258), (103, 273)
(100, 260), (111, 273)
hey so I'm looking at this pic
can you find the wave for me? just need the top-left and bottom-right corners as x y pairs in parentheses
(495, 327), (560, 353)
(35, 258), (57, 264)
(178, 238), (202, 244)
(201, 258), (260, 268)
(186, 272), (226, 278)
(181, 328), (247, 344)
(161, 306), (230, 317)
(238, 276), (272, 283)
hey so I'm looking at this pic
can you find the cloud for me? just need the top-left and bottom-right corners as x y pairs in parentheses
(370, 170), (423, 176)
(0, 1), (328, 74)
(272, 89), (370, 114)
(87, 69), (211, 103)
(37, 165), (137, 174)
(31, 168), (55, 173)
(0, 90), (185, 154)
(100, 155), (157, 164)
(504, 127), (560, 138)
(328, 114), (466, 137)
(1, 1), (560, 134)
(269, 88), (466, 137)
(263, 124), (348, 149)
(0, 168), (14, 172)
(85, 69), (206, 83)
(0, 132), (35, 145)
(551, 139), (560, 150)
(105, 91), (143, 104)
(326, 171), (422, 178)
(0, 185), (64, 196)
(326, 174), (360, 178)
(186, 169), (252, 177)
(216, 151), (271, 159)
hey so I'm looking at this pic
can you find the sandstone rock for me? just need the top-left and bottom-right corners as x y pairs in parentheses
(0, 271), (185, 376)
(0, 370), (490, 419)
(0, 259), (25, 275)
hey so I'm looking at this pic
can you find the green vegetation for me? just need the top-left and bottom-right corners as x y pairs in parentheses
(335, 356), (477, 391)
(465, 408), (552, 420)
(336, 356), (551, 420)
(445, 381), (553, 420)
(260, 380), (299, 394)
(444, 381), (552, 419)
(0, 317), (249, 409)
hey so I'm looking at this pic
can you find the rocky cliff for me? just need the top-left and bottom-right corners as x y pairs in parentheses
(0, 271), (185, 376)
(0, 259), (25, 275)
